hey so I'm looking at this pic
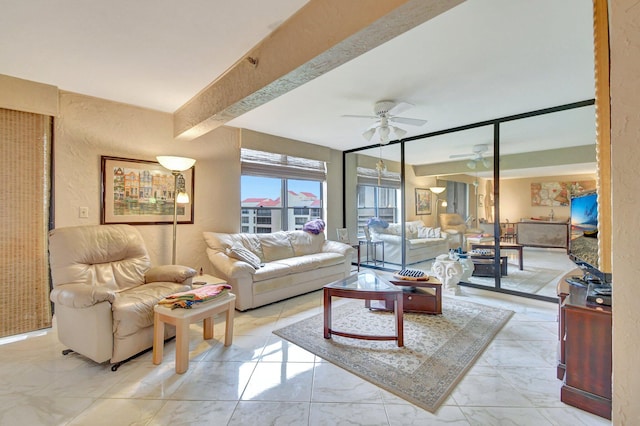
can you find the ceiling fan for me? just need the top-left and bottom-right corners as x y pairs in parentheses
(449, 144), (492, 169)
(342, 100), (428, 144)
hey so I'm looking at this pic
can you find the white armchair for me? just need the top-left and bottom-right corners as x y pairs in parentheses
(48, 224), (197, 370)
(439, 213), (484, 249)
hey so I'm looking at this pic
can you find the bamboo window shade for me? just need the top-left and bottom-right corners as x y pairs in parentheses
(0, 108), (52, 337)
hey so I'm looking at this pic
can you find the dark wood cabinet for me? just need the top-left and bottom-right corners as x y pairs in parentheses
(557, 273), (612, 420)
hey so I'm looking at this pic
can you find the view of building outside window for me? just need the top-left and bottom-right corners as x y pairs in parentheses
(357, 185), (400, 238)
(241, 176), (322, 233)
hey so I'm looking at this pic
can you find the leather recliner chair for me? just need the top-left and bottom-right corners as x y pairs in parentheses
(439, 213), (484, 250)
(48, 224), (197, 370)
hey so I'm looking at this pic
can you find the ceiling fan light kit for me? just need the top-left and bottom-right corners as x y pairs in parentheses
(344, 100), (427, 145)
(450, 144), (492, 169)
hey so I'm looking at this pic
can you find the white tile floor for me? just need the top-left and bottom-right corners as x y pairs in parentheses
(0, 251), (610, 425)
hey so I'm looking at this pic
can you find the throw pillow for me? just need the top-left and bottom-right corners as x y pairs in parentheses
(302, 219), (325, 235)
(366, 217), (389, 229)
(417, 226), (432, 238)
(226, 244), (262, 269)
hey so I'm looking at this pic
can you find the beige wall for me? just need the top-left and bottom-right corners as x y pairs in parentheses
(54, 91), (241, 272)
(1, 74), (344, 275)
(610, 1), (640, 423)
(498, 174), (596, 223)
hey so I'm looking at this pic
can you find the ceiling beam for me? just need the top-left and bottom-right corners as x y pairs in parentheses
(173, 0), (464, 141)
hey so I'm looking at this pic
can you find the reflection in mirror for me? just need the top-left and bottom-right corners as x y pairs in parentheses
(404, 126), (493, 282)
(344, 143), (401, 269)
(344, 103), (597, 303)
(495, 105), (597, 298)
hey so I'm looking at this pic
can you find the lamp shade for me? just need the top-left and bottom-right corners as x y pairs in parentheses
(430, 186), (445, 194)
(362, 128), (376, 141)
(156, 156), (196, 172)
(176, 192), (190, 204)
(393, 126), (407, 138)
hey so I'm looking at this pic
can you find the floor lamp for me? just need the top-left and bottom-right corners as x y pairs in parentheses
(157, 156), (196, 264)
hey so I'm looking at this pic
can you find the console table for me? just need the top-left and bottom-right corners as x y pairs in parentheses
(557, 271), (611, 419)
(517, 220), (569, 249)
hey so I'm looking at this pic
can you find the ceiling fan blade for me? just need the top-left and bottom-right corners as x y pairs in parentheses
(390, 116), (427, 126)
(387, 101), (414, 116)
(449, 153), (473, 159)
(341, 114), (379, 120)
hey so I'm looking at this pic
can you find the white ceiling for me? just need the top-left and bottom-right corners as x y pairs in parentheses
(1, 0), (596, 174)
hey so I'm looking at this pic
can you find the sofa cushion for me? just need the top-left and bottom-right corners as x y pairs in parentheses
(258, 231), (295, 261)
(252, 261), (295, 282)
(226, 243), (262, 269)
(418, 226), (442, 238)
(203, 232), (265, 261)
(289, 230), (325, 256)
(408, 237), (447, 247)
(272, 252), (344, 273)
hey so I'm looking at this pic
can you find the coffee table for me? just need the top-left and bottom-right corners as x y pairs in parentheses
(470, 242), (524, 270)
(470, 255), (508, 277)
(367, 277), (442, 314)
(323, 271), (403, 347)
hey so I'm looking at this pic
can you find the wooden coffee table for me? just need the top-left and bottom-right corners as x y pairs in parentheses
(367, 277), (442, 314)
(471, 255), (508, 277)
(470, 242), (524, 270)
(323, 271), (403, 347)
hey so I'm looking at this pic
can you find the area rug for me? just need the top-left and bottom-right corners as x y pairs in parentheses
(466, 264), (564, 294)
(273, 298), (513, 413)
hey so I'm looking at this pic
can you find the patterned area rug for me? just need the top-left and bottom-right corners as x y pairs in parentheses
(273, 298), (513, 413)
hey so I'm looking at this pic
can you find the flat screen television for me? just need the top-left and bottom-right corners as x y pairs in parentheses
(568, 191), (600, 275)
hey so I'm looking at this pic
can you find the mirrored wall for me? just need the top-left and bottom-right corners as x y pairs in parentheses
(343, 102), (596, 301)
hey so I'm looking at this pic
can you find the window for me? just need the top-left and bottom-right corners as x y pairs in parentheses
(241, 149), (326, 232)
(357, 186), (399, 237)
(355, 166), (401, 238)
(444, 181), (470, 217)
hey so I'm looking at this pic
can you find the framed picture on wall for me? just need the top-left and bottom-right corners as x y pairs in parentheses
(101, 156), (195, 224)
(415, 188), (432, 215)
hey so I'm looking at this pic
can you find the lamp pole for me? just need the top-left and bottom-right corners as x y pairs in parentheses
(171, 171), (179, 265)
(156, 155), (196, 265)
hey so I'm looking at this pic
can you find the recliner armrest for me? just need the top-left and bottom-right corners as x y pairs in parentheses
(50, 283), (116, 308)
(145, 265), (197, 284)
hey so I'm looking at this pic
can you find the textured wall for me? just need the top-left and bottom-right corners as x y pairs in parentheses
(610, 1), (640, 423)
(54, 91), (240, 271)
(53, 90), (344, 273)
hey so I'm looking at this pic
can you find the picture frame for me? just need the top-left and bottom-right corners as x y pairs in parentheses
(415, 188), (432, 215)
(101, 156), (195, 225)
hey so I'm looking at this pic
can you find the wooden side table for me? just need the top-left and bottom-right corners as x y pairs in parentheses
(153, 292), (236, 374)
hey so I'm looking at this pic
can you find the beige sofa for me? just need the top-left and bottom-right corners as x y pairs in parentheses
(368, 220), (450, 265)
(204, 230), (354, 311)
(48, 224), (197, 369)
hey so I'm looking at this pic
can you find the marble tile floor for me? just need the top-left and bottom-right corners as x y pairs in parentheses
(0, 271), (609, 425)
